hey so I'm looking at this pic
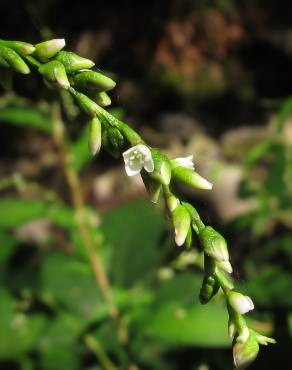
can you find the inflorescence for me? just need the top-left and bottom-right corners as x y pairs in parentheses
(0, 38), (276, 369)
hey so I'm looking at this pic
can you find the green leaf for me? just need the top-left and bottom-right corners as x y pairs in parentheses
(0, 198), (75, 229)
(101, 199), (167, 287)
(0, 106), (52, 132)
(42, 254), (102, 320)
(38, 314), (81, 370)
(0, 288), (46, 359)
(0, 230), (18, 263)
(138, 303), (230, 347)
(69, 125), (92, 172)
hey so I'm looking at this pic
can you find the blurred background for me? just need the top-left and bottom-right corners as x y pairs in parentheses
(0, 1), (292, 369)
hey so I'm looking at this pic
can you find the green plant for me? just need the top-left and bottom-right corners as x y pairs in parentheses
(0, 38), (275, 369)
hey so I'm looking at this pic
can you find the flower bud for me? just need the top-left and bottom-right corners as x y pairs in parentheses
(150, 149), (172, 185)
(171, 204), (191, 247)
(94, 91), (111, 107)
(72, 70), (116, 92)
(55, 51), (95, 73)
(228, 317), (236, 338)
(184, 227), (192, 249)
(199, 226), (229, 262)
(228, 291), (254, 315)
(34, 39), (65, 61)
(233, 330), (259, 369)
(166, 193), (179, 212)
(118, 122), (143, 146)
(69, 87), (98, 116)
(0, 40), (35, 56)
(39, 60), (70, 89)
(172, 166), (213, 190)
(217, 260), (233, 274)
(88, 117), (102, 155)
(0, 45), (30, 74)
(0, 55), (9, 67)
(199, 275), (220, 304)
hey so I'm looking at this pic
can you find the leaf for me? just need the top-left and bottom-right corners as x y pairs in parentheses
(38, 314), (82, 370)
(42, 254), (102, 320)
(0, 288), (46, 359)
(69, 125), (92, 172)
(0, 229), (18, 263)
(137, 302), (230, 347)
(0, 106), (52, 132)
(0, 198), (75, 229)
(132, 273), (230, 347)
(101, 199), (167, 288)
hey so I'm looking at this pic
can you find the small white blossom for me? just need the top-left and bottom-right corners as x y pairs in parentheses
(123, 144), (154, 176)
(172, 155), (195, 170)
(228, 291), (254, 315)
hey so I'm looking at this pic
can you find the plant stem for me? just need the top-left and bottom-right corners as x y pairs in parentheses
(51, 103), (117, 316)
(84, 335), (118, 370)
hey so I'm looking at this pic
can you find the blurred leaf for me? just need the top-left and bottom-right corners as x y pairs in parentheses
(0, 230), (18, 263)
(265, 144), (286, 198)
(0, 288), (46, 359)
(245, 140), (272, 167)
(0, 106), (51, 132)
(70, 125), (92, 172)
(102, 199), (167, 288)
(276, 96), (292, 133)
(137, 303), (230, 347)
(38, 314), (81, 370)
(239, 266), (292, 308)
(133, 273), (230, 347)
(0, 198), (75, 229)
(42, 254), (102, 320)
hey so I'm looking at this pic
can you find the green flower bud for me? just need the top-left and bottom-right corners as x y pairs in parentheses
(34, 39), (65, 61)
(118, 122), (143, 146)
(69, 87), (98, 116)
(0, 56), (9, 68)
(93, 91), (111, 107)
(199, 226), (229, 262)
(150, 149), (172, 185)
(72, 70), (116, 92)
(166, 193), (179, 212)
(141, 173), (161, 203)
(0, 39), (35, 56)
(39, 60), (70, 89)
(182, 202), (205, 233)
(228, 291), (254, 315)
(172, 166), (213, 190)
(199, 275), (220, 304)
(172, 204), (191, 247)
(88, 117), (102, 155)
(55, 51), (95, 73)
(184, 227), (192, 248)
(0, 45), (30, 74)
(233, 330), (259, 369)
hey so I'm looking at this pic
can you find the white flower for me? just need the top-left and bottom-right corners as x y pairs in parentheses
(123, 144), (154, 176)
(171, 155), (195, 170)
(228, 291), (254, 315)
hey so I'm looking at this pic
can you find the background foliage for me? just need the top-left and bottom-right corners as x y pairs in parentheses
(0, 1), (292, 369)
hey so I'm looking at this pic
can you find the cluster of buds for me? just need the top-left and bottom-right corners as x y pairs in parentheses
(0, 38), (276, 369)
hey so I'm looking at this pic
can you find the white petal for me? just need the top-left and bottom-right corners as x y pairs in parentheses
(135, 144), (152, 160)
(125, 164), (143, 176)
(144, 157), (154, 173)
